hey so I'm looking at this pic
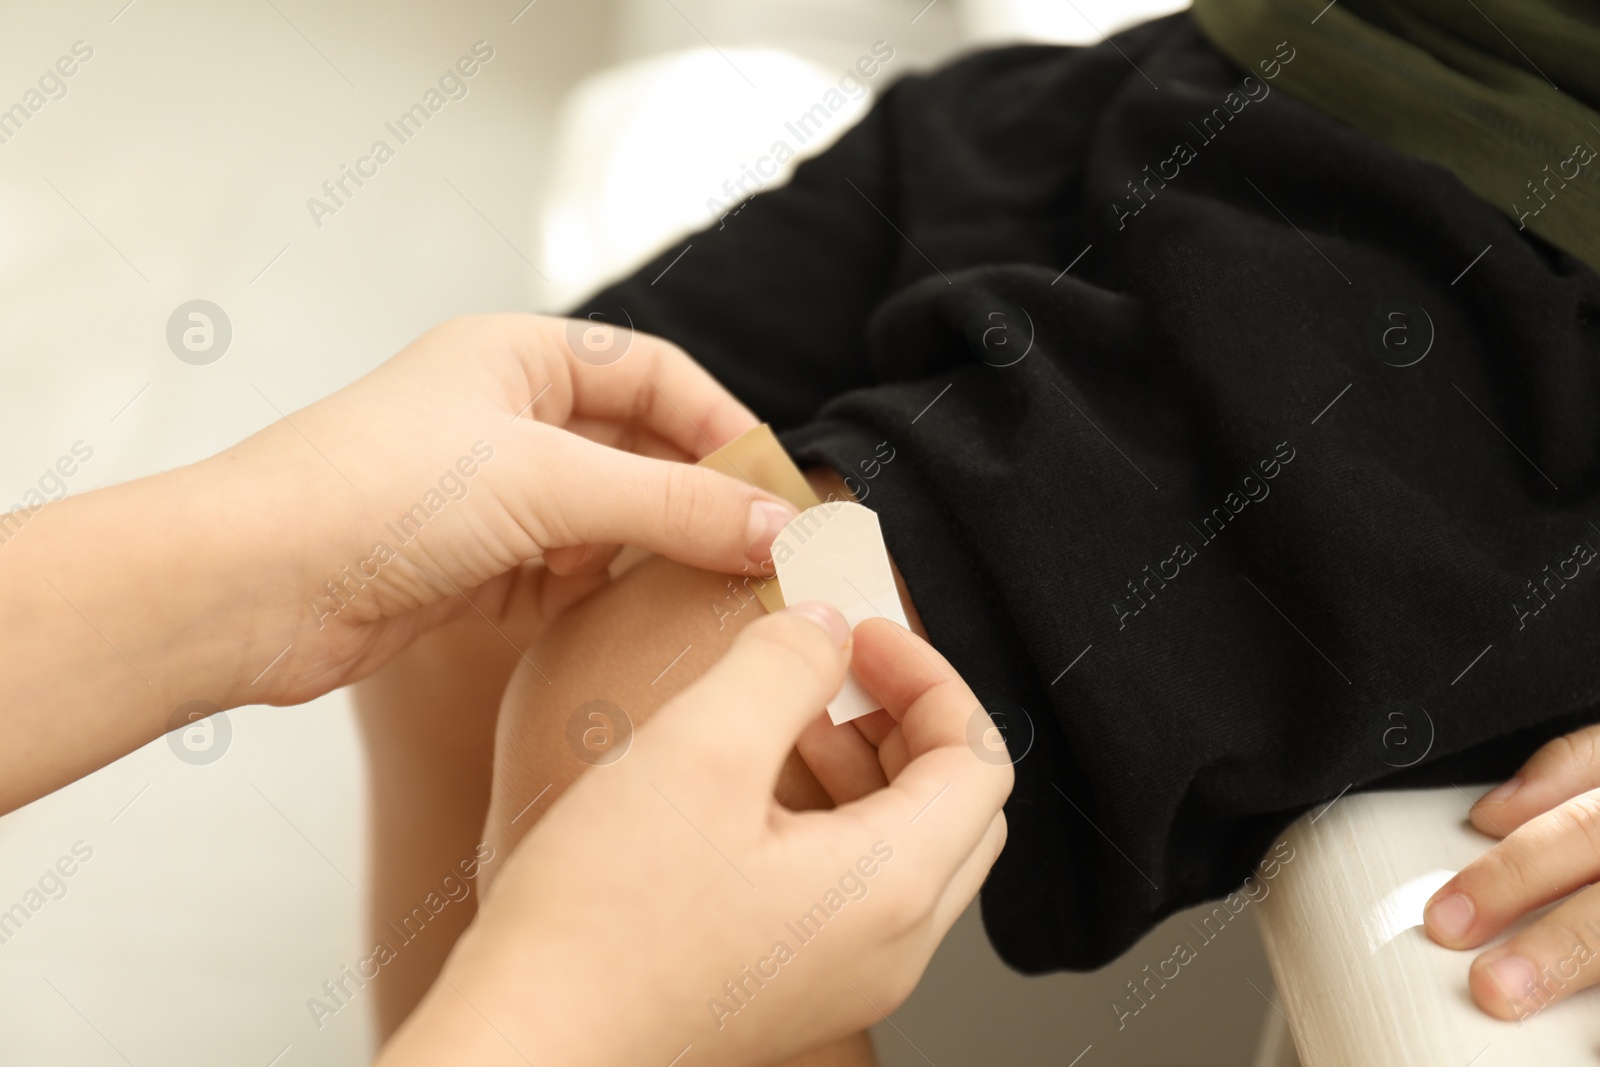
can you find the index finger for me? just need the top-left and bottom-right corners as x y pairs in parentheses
(553, 317), (758, 459)
(842, 619), (1014, 868)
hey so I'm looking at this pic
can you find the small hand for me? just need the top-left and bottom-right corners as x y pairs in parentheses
(1, 314), (803, 813)
(384, 606), (1012, 1067)
(1425, 724), (1600, 1019)
(218, 314), (797, 705)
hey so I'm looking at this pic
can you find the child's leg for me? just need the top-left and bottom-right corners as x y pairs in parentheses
(479, 526), (880, 1063)
(352, 616), (520, 1039)
(480, 555), (833, 850)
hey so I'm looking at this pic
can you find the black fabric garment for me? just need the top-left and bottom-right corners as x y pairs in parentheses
(574, 13), (1600, 974)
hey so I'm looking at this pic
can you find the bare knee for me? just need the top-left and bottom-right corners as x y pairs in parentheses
(481, 556), (831, 890)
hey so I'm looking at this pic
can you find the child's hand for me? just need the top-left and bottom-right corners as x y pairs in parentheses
(216, 313), (798, 707)
(0, 313), (799, 812)
(1425, 724), (1600, 1019)
(385, 605), (1012, 1067)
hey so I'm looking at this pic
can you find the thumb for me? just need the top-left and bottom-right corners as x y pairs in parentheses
(661, 603), (852, 796)
(525, 427), (799, 575)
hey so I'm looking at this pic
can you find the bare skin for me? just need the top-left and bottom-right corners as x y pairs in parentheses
(1426, 723), (1600, 1020)
(479, 469), (922, 1066)
(0, 309), (1009, 1062)
(351, 552), (615, 1036)
(351, 614), (518, 1037)
(382, 605), (1010, 1067)
(360, 469), (913, 1062)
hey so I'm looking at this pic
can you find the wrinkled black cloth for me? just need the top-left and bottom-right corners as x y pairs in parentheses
(574, 13), (1600, 974)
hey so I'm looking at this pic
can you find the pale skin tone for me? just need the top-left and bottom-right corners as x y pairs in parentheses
(352, 476), (1600, 1040)
(0, 313), (1012, 1064)
(478, 469), (923, 1066)
(1426, 724), (1600, 1020)
(10, 308), (1574, 1046)
(357, 468), (919, 1064)
(381, 606), (1011, 1067)
(0, 314), (800, 812)
(353, 615), (523, 1036)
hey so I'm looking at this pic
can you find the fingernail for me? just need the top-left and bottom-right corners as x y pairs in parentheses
(1425, 891), (1475, 943)
(788, 602), (850, 647)
(1481, 777), (1522, 805)
(746, 500), (797, 566)
(1487, 954), (1539, 1005)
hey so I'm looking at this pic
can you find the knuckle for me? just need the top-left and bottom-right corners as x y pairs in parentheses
(1548, 732), (1584, 776)
(1554, 793), (1600, 861)
(515, 467), (568, 546)
(989, 811), (1010, 860)
(1506, 921), (1599, 1006)
(1579, 727), (1600, 773)
(1537, 918), (1592, 972)
(1531, 727), (1600, 785)
(873, 875), (925, 931)
(632, 365), (659, 424)
(1468, 842), (1534, 908)
(994, 753), (1017, 796)
(645, 334), (688, 371)
(658, 463), (708, 543)
(881, 855), (940, 918)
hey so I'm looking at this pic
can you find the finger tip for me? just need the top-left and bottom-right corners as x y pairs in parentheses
(544, 544), (591, 575)
(1481, 776), (1522, 806)
(997, 755), (1018, 792)
(1470, 953), (1543, 1021)
(1469, 984), (1522, 1022)
(784, 601), (851, 648)
(1468, 778), (1523, 829)
(745, 498), (799, 569)
(1422, 889), (1476, 948)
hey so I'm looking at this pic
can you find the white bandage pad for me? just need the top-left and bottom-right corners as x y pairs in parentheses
(771, 501), (910, 724)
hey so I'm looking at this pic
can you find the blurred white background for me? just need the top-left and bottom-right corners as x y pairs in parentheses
(0, 2), (1288, 1064)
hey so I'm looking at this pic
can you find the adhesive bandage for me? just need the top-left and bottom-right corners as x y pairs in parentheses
(697, 425), (909, 723)
(772, 501), (911, 724)
(697, 424), (820, 613)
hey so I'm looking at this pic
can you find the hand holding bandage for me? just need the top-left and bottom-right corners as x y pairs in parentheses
(386, 603), (1012, 1067)
(0, 313), (802, 814)
(222, 315), (804, 710)
(699, 425), (913, 722)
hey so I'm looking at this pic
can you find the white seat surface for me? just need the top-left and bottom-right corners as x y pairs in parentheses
(1259, 787), (1600, 1066)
